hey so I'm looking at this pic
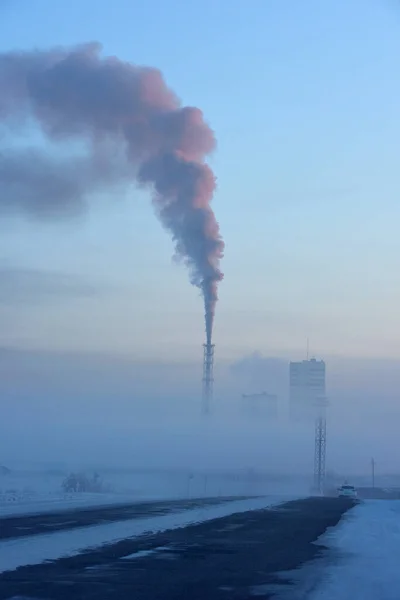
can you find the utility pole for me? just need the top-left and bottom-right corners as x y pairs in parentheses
(187, 473), (193, 498)
(313, 391), (328, 495)
(314, 411), (327, 494)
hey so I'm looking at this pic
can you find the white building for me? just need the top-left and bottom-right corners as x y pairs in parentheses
(289, 358), (326, 422)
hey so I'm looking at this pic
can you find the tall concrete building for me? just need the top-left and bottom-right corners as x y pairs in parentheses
(289, 358), (326, 422)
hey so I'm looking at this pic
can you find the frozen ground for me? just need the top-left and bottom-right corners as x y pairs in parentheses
(306, 500), (400, 599)
(0, 495), (295, 573)
(0, 468), (309, 516)
(0, 491), (145, 517)
(0, 497), (353, 600)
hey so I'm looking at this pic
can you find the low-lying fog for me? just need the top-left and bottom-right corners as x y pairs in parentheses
(1, 348), (399, 480)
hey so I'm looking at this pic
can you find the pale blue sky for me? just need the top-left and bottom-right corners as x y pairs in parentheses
(2, 0), (400, 360)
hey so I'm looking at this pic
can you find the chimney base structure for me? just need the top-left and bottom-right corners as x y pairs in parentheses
(202, 343), (215, 415)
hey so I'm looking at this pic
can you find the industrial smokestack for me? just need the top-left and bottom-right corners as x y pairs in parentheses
(0, 43), (224, 340)
(202, 342), (215, 415)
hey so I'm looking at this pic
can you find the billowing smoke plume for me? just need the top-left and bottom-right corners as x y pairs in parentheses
(0, 43), (224, 343)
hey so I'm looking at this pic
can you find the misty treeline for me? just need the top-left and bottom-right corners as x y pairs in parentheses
(61, 471), (110, 494)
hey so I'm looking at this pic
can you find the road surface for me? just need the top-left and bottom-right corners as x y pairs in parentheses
(0, 497), (355, 599)
(0, 496), (251, 540)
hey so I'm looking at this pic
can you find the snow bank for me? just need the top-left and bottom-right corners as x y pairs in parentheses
(0, 491), (140, 517)
(1, 468), (307, 517)
(310, 500), (400, 600)
(0, 495), (294, 573)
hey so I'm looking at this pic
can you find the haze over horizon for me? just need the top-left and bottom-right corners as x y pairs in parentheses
(1, 0), (400, 476)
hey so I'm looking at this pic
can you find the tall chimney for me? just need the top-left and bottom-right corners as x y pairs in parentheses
(202, 342), (215, 415)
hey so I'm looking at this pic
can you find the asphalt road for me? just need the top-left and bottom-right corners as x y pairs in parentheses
(0, 496), (251, 540)
(0, 497), (355, 600)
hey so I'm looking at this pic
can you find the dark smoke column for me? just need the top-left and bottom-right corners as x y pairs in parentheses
(0, 43), (224, 395)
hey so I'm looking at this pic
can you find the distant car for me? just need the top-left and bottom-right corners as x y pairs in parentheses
(337, 484), (357, 498)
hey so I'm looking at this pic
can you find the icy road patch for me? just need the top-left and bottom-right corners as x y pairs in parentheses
(0, 495), (294, 574)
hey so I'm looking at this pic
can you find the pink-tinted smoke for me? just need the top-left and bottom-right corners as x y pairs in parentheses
(0, 43), (224, 342)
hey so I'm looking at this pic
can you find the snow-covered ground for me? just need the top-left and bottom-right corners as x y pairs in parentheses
(0, 495), (294, 573)
(0, 491), (146, 517)
(309, 500), (400, 600)
(0, 468), (308, 516)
